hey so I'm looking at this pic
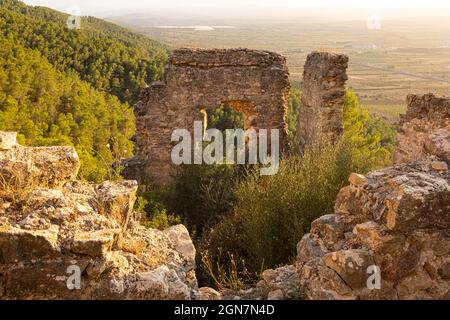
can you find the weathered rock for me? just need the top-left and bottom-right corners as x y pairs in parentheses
(310, 214), (346, 250)
(96, 180), (138, 232)
(431, 161), (448, 172)
(323, 249), (374, 290)
(163, 225), (197, 270)
(0, 225), (60, 263)
(298, 257), (354, 300)
(69, 229), (119, 256)
(0, 132), (16, 150)
(297, 233), (325, 262)
(296, 163), (450, 299)
(198, 287), (222, 300)
(257, 265), (300, 300)
(123, 48), (290, 186)
(394, 94), (450, 164)
(133, 266), (191, 300)
(267, 289), (284, 300)
(296, 51), (349, 153)
(348, 173), (367, 186)
(353, 221), (386, 251)
(27, 189), (66, 209)
(0, 136), (198, 299)
(336, 163), (450, 231)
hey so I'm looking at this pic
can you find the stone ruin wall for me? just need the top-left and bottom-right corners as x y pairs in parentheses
(296, 51), (349, 154)
(125, 49), (349, 185)
(233, 94), (449, 301)
(124, 48), (291, 186)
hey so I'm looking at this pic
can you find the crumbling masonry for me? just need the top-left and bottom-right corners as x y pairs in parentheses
(123, 48), (291, 185)
(1, 47), (449, 300)
(394, 93), (450, 165)
(124, 49), (349, 185)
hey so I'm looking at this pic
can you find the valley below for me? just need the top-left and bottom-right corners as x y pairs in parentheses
(110, 14), (450, 122)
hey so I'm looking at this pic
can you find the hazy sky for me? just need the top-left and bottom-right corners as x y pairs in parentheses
(22, 0), (450, 17)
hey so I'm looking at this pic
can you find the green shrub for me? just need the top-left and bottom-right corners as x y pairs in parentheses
(343, 90), (396, 172)
(144, 209), (182, 231)
(287, 87), (301, 146)
(165, 164), (241, 235)
(135, 187), (181, 231)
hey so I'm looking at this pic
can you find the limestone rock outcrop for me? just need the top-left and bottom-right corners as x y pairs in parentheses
(0, 132), (197, 299)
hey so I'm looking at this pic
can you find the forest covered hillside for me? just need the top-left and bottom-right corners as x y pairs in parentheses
(0, 0), (168, 181)
(0, 0), (168, 104)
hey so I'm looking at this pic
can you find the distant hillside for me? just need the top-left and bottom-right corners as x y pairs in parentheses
(0, 36), (135, 182)
(0, 0), (168, 104)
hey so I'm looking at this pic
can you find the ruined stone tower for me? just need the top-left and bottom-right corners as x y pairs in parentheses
(123, 48), (290, 186)
(296, 51), (349, 154)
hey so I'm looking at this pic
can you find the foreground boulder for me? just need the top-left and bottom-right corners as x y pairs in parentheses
(0, 133), (79, 191)
(0, 135), (197, 299)
(297, 162), (449, 299)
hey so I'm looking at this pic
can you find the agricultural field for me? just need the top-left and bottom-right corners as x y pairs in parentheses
(110, 15), (450, 122)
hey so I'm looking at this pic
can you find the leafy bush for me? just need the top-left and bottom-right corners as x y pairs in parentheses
(0, 37), (134, 182)
(203, 139), (354, 276)
(200, 89), (397, 284)
(135, 187), (182, 231)
(343, 90), (396, 172)
(144, 209), (182, 231)
(165, 164), (241, 235)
